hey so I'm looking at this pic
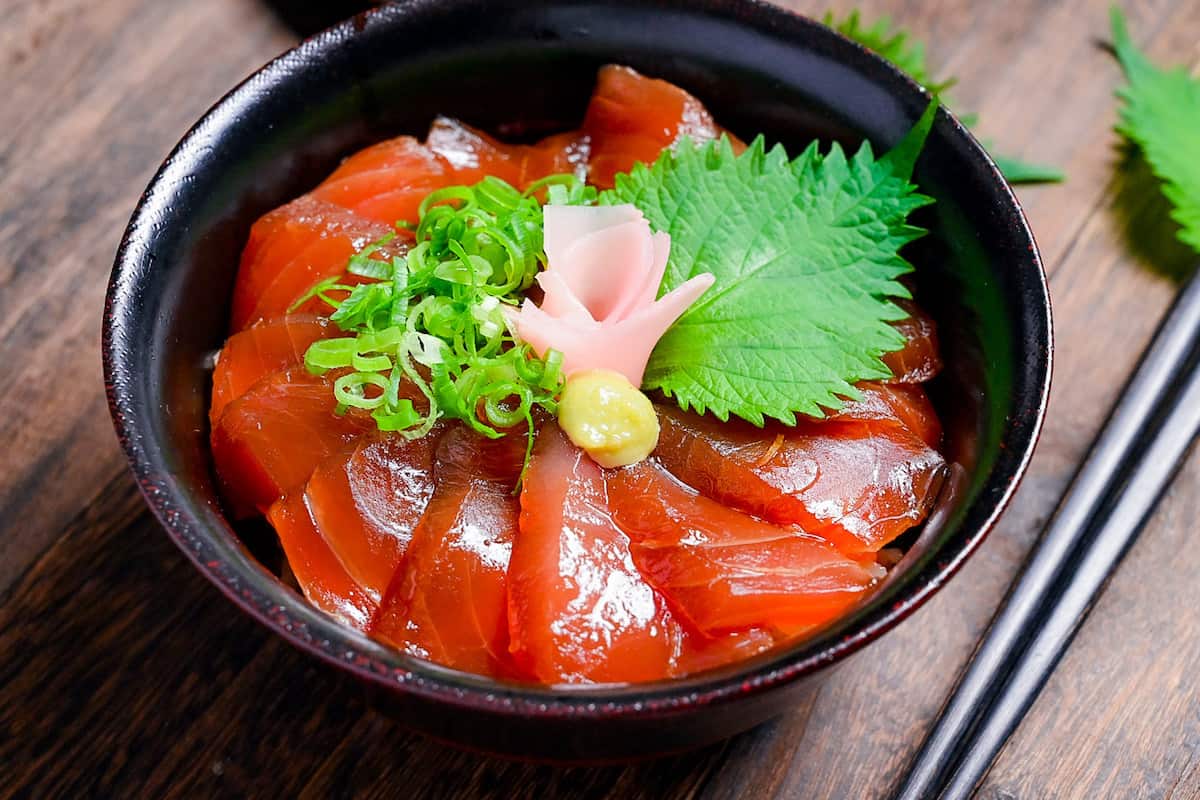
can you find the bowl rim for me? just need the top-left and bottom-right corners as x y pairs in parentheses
(102, 0), (1052, 720)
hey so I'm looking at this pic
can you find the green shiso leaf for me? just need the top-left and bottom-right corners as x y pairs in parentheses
(990, 154), (1066, 185)
(1110, 6), (1200, 254)
(826, 8), (1064, 186)
(601, 102), (937, 425)
(823, 10), (953, 94)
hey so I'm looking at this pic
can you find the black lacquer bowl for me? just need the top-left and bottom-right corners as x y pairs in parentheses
(103, 0), (1051, 761)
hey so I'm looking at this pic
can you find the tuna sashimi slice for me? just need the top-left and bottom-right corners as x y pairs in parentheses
(608, 461), (880, 637)
(267, 492), (376, 631)
(654, 399), (946, 555)
(313, 135), (450, 225)
(883, 300), (943, 384)
(304, 427), (443, 602)
(516, 130), (591, 187)
(371, 427), (525, 678)
(309, 122), (587, 227)
(508, 423), (681, 684)
(824, 382), (943, 449)
(210, 369), (375, 517)
(344, 185), (444, 228)
(673, 628), (779, 677)
(751, 422), (945, 554)
(249, 235), (404, 331)
(581, 65), (727, 189)
(653, 404), (821, 530)
(319, 135), (449, 189)
(426, 117), (589, 190)
(209, 314), (336, 425)
(230, 196), (398, 331)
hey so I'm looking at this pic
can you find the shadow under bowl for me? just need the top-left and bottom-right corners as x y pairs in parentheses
(102, 0), (1051, 762)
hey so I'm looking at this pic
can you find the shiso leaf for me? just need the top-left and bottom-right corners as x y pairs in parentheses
(826, 8), (1064, 185)
(990, 154), (1067, 185)
(823, 10), (953, 94)
(1110, 6), (1200, 253)
(601, 103), (937, 425)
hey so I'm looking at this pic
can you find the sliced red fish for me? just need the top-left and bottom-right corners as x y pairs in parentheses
(674, 627), (779, 677)
(582, 65), (728, 189)
(608, 461), (880, 637)
(516, 130), (591, 187)
(751, 422), (946, 554)
(313, 135), (451, 225)
(825, 382), (942, 449)
(210, 369), (375, 517)
(655, 403), (946, 555)
(425, 117), (517, 184)
(267, 492), (376, 631)
(318, 135), (448, 190)
(304, 428), (443, 601)
(883, 300), (942, 383)
(371, 427), (525, 678)
(653, 404), (820, 531)
(230, 196), (398, 332)
(426, 117), (589, 190)
(210, 314), (336, 425)
(508, 423), (681, 684)
(309, 121), (587, 226)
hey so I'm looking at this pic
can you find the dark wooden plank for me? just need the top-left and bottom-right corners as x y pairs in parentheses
(0, 473), (731, 799)
(3, 0), (1200, 797)
(0, 0), (293, 596)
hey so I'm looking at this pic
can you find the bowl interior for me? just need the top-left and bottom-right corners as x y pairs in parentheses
(106, 0), (1048, 707)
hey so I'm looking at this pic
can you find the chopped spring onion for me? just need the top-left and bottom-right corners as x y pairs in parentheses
(301, 173), (592, 467)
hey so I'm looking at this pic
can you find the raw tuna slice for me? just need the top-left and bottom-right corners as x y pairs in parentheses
(210, 369), (375, 517)
(654, 402), (946, 555)
(515, 130), (591, 187)
(581, 65), (727, 189)
(304, 428), (443, 601)
(209, 314), (336, 425)
(673, 628), (779, 677)
(371, 427), (525, 678)
(508, 423), (681, 684)
(426, 117), (589, 190)
(822, 382), (942, 449)
(608, 461), (880, 637)
(267, 492), (376, 631)
(883, 300), (943, 384)
(312, 135), (451, 225)
(309, 121), (587, 226)
(653, 405), (819, 531)
(230, 196), (398, 331)
(323, 135), (447, 185)
(750, 422), (946, 554)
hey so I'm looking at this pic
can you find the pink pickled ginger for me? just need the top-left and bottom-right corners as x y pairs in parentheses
(506, 205), (713, 385)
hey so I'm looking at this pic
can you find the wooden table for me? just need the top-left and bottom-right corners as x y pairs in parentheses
(3, 0), (1199, 796)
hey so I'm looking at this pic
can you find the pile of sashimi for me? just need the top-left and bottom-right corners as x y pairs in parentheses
(210, 65), (948, 685)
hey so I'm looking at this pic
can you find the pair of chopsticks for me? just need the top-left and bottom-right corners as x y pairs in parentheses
(893, 267), (1200, 800)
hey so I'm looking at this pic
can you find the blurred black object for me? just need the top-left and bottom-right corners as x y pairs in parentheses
(264, 0), (378, 38)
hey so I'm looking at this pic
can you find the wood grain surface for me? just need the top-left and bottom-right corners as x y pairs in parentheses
(2, 0), (1199, 797)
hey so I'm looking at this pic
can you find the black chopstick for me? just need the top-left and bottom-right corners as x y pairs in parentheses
(893, 267), (1200, 800)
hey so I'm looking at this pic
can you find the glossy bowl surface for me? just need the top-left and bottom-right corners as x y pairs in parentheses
(103, 0), (1051, 761)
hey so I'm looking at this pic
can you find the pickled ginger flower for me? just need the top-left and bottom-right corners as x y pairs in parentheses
(505, 204), (714, 385)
